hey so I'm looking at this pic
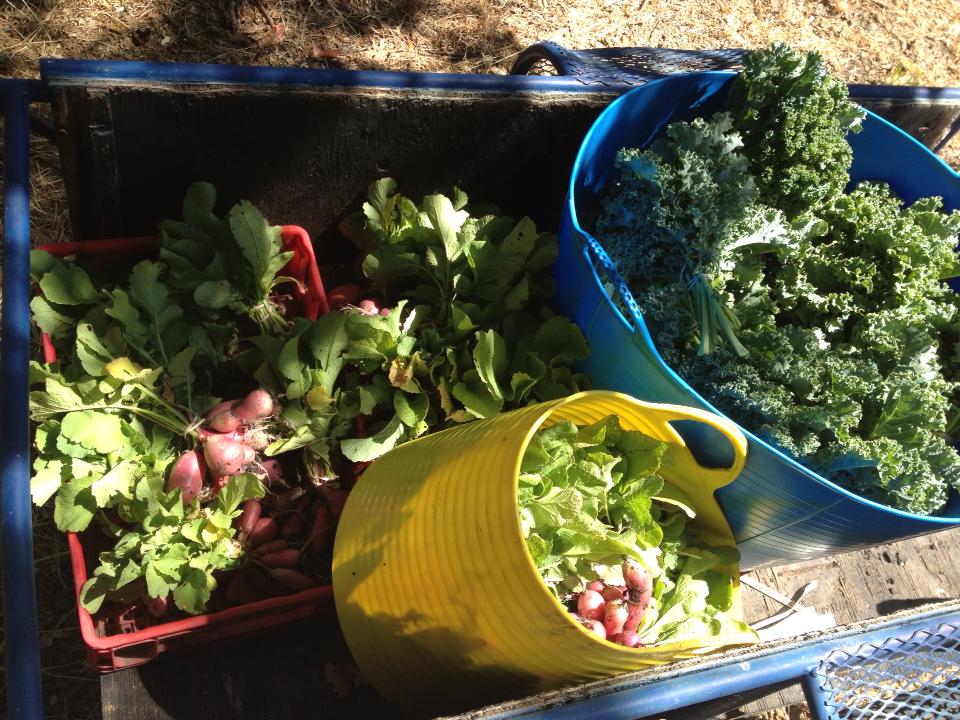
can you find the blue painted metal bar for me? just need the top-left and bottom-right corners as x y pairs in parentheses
(802, 672), (833, 720)
(39, 58), (614, 94)
(847, 82), (960, 101)
(468, 606), (960, 720)
(0, 78), (45, 720)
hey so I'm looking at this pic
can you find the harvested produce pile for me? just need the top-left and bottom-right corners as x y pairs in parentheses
(28, 179), (589, 617)
(596, 44), (960, 515)
(518, 415), (753, 648)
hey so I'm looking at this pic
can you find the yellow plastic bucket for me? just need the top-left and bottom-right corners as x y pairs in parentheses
(332, 390), (757, 714)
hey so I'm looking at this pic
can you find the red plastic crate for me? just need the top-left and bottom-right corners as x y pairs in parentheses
(36, 227), (338, 671)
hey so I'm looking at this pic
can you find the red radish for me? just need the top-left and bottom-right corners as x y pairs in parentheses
(258, 548), (300, 568)
(166, 450), (206, 504)
(206, 400), (243, 433)
(577, 590), (606, 622)
(264, 567), (318, 592)
(249, 538), (288, 557)
(259, 458), (284, 486)
(357, 298), (379, 316)
(203, 435), (248, 476)
(378, 307), (391, 317)
(622, 558), (652, 609)
(198, 428), (244, 443)
(247, 517), (279, 548)
(241, 443), (257, 465)
(321, 486), (350, 518)
(245, 566), (286, 597)
(604, 599), (628, 637)
(587, 580), (605, 593)
(224, 571), (259, 605)
(233, 389), (275, 422)
(281, 511), (304, 539)
(327, 283), (363, 311)
(261, 486), (306, 515)
(146, 594), (168, 618)
(577, 617), (606, 640)
(237, 500), (262, 536)
(624, 601), (647, 633)
(609, 631), (642, 648)
(307, 503), (332, 555)
(601, 585), (627, 603)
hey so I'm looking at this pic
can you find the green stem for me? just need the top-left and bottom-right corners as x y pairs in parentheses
(132, 383), (193, 430)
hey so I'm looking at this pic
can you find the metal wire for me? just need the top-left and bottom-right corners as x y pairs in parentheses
(817, 620), (960, 719)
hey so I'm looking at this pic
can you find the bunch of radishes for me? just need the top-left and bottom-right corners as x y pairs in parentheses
(158, 386), (352, 609)
(220, 482), (347, 602)
(570, 558), (653, 648)
(165, 389), (279, 504)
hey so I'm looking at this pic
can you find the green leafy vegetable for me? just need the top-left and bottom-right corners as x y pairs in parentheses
(518, 415), (750, 646)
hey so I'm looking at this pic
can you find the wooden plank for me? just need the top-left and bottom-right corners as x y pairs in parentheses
(47, 83), (613, 249)
(100, 618), (412, 720)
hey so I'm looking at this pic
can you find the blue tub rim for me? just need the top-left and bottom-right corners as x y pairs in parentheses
(565, 69), (960, 525)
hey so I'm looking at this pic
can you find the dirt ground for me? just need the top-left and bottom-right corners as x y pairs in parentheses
(1, 1), (958, 719)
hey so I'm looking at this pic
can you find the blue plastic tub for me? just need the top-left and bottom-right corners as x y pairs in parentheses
(554, 71), (960, 570)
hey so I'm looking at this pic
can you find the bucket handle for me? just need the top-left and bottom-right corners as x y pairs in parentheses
(644, 402), (748, 491)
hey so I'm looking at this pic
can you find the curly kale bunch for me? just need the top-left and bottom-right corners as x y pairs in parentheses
(728, 43), (866, 217)
(598, 113), (789, 357)
(595, 44), (960, 515)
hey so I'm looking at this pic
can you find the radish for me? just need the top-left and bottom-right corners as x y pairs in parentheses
(577, 617), (606, 640)
(307, 502), (332, 555)
(237, 500), (262, 536)
(249, 538), (288, 557)
(206, 400), (243, 433)
(609, 631), (642, 648)
(327, 283), (363, 311)
(604, 599), (628, 637)
(280, 511), (304, 539)
(245, 566), (286, 597)
(624, 600), (647, 633)
(241, 443), (257, 465)
(587, 580), (605, 593)
(224, 570), (259, 605)
(320, 486), (350, 518)
(378, 307), (391, 317)
(622, 558), (652, 609)
(264, 567), (318, 592)
(259, 458), (284, 486)
(203, 435), (248, 476)
(166, 450), (206, 504)
(601, 585), (627, 603)
(258, 548), (300, 568)
(146, 594), (168, 618)
(357, 298), (379, 316)
(577, 590), (605, 622)
(233, 389), (275, 422)
(247, 517), (279, 548)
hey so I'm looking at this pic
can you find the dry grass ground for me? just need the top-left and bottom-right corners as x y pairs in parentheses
(0, 1), (958, 718)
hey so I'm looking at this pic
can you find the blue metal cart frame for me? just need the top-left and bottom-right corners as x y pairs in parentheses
(4, 59), (960, 720)
(2, 77), (48, 720)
